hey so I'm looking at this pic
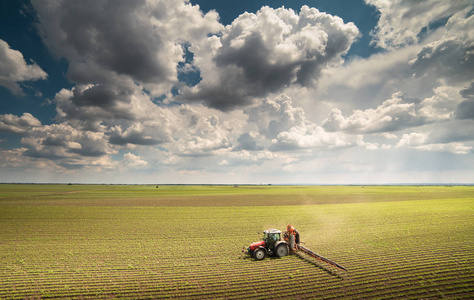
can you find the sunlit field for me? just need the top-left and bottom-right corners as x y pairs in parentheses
(1, 185), (473, 299)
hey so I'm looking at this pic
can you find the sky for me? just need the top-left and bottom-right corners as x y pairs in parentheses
(0, 0), (473, 184)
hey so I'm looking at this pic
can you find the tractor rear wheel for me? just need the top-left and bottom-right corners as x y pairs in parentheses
(253, 248), (265, 260)
(275, 244), (289, 257)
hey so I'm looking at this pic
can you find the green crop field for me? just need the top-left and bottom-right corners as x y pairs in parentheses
(0, 185), (473, 299)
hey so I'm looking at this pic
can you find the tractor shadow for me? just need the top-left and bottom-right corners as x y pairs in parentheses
(293, 252), (347, 279)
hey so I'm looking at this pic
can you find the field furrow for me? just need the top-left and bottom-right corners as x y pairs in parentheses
(0, 185), (472, 299)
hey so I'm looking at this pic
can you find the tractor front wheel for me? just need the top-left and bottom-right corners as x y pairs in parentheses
(253, 248), (266, 260)
(275, 244), (289, 257)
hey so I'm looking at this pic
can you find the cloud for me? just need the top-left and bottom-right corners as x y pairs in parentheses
(454, 82), (474, 120)
(396, 132), (427, 148)
(245, 94), (306, 139)
(30, 0), (228, 158)
(460, 82), (474, 98)
(0, 148), (29, 168)
(108, 122), (168, 146)
(0, 39), (47, 95)
(270, 125), (354, 151)
(234, 132), (263, 151)
(396, 131), (472, 155)
(0, 147), (74, 175)
(53, 84), (176, 143)
(32, 0), (222, 95)
(20, 123), (116, 169)
(316, 3), (473, 115)
(322, 86), (464, 134)
(397, 133), (472, 155)
(122, 152), (148, 168)
(314, 44), (427, 115)
(421, 120), (474, 144)
(243, 94), (357, 151)
(180, 5), (359, 111)
(456, 100), (474, 120)
(366, 0), (472, 49)
(409, 9), (474, 84)
(416, 142), (472, 155)
(171, 105), (234, 156)
(3, 0), (473, 183)
(418, 85), (462, 120)
(55, 83), (145, 121)
(323, 92), (425, 133)
(0, 113), (42, 134)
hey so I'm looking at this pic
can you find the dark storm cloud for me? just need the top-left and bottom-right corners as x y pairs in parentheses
(72, 84), (131, 108)
(214, 32), (298, 93)
(33, 0), (172, 85)
(54, 84), (138, 121)
(180, 82), (254, 112)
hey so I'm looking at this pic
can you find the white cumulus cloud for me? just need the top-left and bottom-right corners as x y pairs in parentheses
(0, 113), (42, 134)
(0, 39), (47, 95)
(396, 132), (472, 154)
(323, 92), (424, 133)
(122, 152), (148, 168)
(180, 5), (359, 110)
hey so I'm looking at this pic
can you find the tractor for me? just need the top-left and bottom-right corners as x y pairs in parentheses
(244, 228), (289, 260)
(243, 225), (348, 271)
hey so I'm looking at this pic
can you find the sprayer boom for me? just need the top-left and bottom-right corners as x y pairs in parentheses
(297, 245), (347, 271)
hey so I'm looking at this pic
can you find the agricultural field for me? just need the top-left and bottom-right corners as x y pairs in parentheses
(0, 184), (473, 299)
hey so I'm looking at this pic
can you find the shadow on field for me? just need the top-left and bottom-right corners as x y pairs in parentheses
(294, 252), (346, 279)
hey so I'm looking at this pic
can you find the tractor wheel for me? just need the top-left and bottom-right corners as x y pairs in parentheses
(253, 248), (266, 260)
(275, 244), (289, 257)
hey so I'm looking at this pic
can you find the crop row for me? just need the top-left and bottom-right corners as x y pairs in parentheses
(3, 268), (472, 298)
(1, 255), (471, 299)
(1, 196), (473, 299)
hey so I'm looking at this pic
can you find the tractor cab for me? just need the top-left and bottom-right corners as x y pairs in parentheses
(263, 229), (282, 250)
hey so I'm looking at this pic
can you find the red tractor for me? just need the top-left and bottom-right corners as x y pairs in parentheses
(245, 229), (289, 260)
(243, 225), (347, 271)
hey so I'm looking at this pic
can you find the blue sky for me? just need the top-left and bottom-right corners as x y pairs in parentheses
(0, 0), (473, 184)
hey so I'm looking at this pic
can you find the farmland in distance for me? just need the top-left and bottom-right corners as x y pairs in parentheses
(0, 185), (473, 299)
